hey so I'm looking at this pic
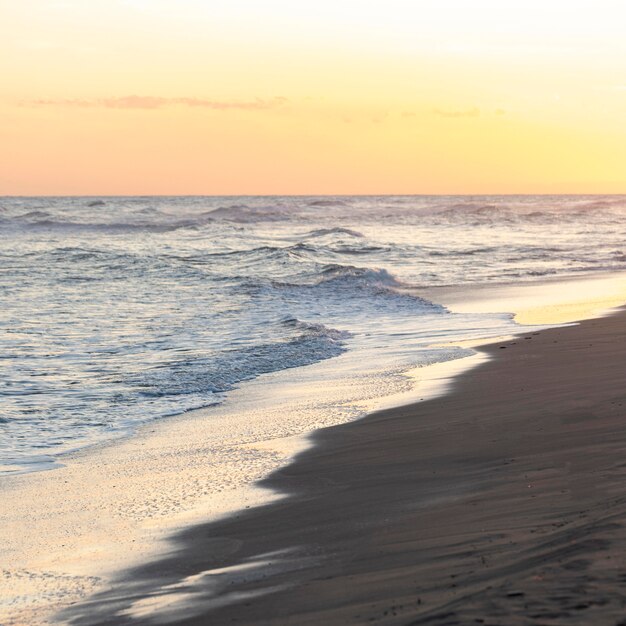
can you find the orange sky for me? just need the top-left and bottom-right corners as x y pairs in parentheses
(1, 0), (625, 195)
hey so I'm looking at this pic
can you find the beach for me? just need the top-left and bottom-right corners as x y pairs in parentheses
(3, 0), (626, 621)
(60, 303), (626, 625)
(2, 274), (626, 625)
(3, 196), (626, 625)
(2, 0), (625, 619)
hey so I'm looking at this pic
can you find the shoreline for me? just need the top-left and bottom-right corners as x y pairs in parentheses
(2, 271), (626, 625)
(65, 304), (626, 625)
(423, 270), (626, 326)
(6, 271), (625, 480)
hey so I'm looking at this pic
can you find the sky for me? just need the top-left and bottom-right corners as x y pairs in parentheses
(1, 0), (625, 195)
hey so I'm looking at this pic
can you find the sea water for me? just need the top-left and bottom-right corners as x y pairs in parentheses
(1, 195), (625, 470)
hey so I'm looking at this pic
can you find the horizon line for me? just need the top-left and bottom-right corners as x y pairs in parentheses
(2, 192), (625, 199)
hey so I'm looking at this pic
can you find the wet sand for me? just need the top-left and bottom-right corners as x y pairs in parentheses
(0, 323), (416, 625)
(63, 307), (626, 625)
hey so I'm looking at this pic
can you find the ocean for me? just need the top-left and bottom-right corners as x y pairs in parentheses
(2, 195), (625, 471)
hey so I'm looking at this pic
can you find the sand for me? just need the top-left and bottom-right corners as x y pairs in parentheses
(4, 273), (626, 625)
(424, 270), (626, 326)
(0, 329), (417, 625)
(61, 307), (626, 625)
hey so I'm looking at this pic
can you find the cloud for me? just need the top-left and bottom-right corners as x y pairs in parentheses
(433, 107), (480, 118)
(22, 95), (289, 111)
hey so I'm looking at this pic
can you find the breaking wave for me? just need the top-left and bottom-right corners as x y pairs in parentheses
(134, 320), (351, 398)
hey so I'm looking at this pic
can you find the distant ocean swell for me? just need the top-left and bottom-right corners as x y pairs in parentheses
(2, 195), (626, 231)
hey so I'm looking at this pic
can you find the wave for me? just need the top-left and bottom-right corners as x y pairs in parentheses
(0, 217), (200, 233)
(7, 196), (626, 235)
(16, 210), (52, 219)
(4, 241), (382, 273)
(304, 227), (365, 238)
(195, 243), (316, 262)
(270, 265), (446, 313)
(574, 198), (626, 211)
(428, 246), (499, 257)
(317, 264), (407, 287)
(307, 199), (348, 207)
(296, 239), (386, 255)
(430, 198), (626, 225)
(134, 320), (350, 397)
(202, 204), (290, 223)
(173, 240), (382, 263)
(329, 245), (388, 255)
(435, 204), (519, 223)
(280, 317), (352, 340)
(440, 202), (500, 213)
(46, 246), (107, 262)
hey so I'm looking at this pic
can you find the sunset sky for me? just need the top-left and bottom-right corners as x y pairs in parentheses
(1, 0), (625, 195)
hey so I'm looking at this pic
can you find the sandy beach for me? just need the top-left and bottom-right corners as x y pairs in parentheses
(3, 274), (626, 626)
(43, 299), (626, 624)
(3, 0), (626, 622)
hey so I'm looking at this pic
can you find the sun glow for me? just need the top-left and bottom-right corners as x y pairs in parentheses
(1, 0), (625, 194)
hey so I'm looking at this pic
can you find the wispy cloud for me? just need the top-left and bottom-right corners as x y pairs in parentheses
(433, 107), (480, 118)
(22, 95), (289, 111)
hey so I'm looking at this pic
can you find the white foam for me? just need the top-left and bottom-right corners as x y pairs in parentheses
(0, 346), (419, 625)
